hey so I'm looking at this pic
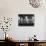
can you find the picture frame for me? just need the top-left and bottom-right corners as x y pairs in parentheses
(18, 14), (35, 26)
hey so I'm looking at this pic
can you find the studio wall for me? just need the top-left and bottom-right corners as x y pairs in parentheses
(0, 0), (46, 40)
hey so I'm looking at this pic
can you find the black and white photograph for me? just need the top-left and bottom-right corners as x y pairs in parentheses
(18, 14), (35, 26)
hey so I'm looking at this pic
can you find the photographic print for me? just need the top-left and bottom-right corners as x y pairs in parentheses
(18, 14), (35, 26)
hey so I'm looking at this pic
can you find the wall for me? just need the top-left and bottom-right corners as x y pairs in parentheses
(0, 0), (46, 40)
